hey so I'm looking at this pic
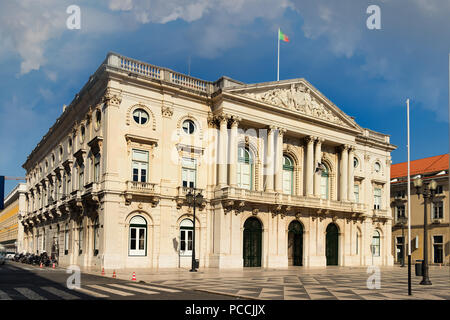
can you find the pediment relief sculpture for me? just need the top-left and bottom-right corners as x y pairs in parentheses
(241, 84), (349, 128)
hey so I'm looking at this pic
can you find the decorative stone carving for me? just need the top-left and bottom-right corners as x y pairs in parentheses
(252, 208), (259, 216)
(161, 105), (173, 118)
(242, 85), (348, 127)
(102, 88), (122, 107)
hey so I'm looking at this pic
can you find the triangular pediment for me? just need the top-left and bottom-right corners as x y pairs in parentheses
(224, 79), (362, 132)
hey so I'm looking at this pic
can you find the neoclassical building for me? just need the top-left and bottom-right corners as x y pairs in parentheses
(20, 52), (396, 269)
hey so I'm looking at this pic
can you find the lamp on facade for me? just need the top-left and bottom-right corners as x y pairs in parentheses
(185, 188), (203, 272)
(413, 177), (437, 285)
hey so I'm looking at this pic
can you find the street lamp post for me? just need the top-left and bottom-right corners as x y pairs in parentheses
(413, 177), (436, 285)
(186, 188), (204, 272)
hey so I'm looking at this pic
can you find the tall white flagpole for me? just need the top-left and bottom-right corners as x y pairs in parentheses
(407, 98), (412, 295)
(277, 28), (280, 81)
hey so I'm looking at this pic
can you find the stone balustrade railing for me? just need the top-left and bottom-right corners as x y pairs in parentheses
(106, 52), (213, 94)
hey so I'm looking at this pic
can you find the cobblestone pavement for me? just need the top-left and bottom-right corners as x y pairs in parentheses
(147, 266), (450, 300)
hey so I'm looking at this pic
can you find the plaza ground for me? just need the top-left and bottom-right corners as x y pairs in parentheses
(81, 264), (450, 300)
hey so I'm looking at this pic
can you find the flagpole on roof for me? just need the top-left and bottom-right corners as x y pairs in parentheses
(407, 98), (412, 296)
(277, 28), (280, 81)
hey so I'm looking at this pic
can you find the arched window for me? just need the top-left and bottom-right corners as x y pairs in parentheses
(320, 164), (329, 199)
(129, 215), (147, 256)
(180, 219), (193, 256)
(237, 147), (253, 190)
(372, 230), (380, 257)
(283, 155), (294, 194)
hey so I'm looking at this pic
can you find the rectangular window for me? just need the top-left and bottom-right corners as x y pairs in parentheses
(129, 226), (146, 256)
(78, 164), (84, 190)
(433, 235), (443, 264)
(132, 150), (149, 183)
(372, 237), (380, 257)
(64, 227), (69, 255)
(180, 229), (193, 256)
(182, 158), (196, 189)
(78, 228), (83, 255)
(396, 205), (406, 220)
(436, 185), (443, 194)
(93, 223), (99, 255)
(354, 185), (359, 203)
(432, 201), (443, 219)
(374, 187), (381, 210)
(94, 154), (101, 183)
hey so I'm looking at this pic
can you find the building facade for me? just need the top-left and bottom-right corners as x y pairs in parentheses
(391, 154), (449, 266)
(0, 183), (26, 253)
(20, 52), (396, 270)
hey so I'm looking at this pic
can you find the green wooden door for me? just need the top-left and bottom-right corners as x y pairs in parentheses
(243, 218), (262, 267)
(326, 223), (339, 266)
(288, 221), (303, 266)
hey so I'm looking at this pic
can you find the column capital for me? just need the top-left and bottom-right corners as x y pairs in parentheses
(269, 124), (278, 131)
(315, 137), (325, 144)
(230, 116), (242, 127)
(216, 113), (230, 126)
(277, 127), (287, 136)
(304, 135), (316, 144)
(339, 144), (351, 152)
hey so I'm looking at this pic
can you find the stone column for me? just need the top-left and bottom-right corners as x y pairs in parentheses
(339, 145), (349, 201)
(348, 146), (355, 202)
(265, 126), (276, 192)
(305, 136), (315, 197)
(313, 138), (324, 197)
(274, 128), (286, 193)
(218, 114), (229, 187)
(228, 117), (240, 187)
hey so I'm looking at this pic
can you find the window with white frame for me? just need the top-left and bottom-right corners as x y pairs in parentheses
(182, 158), (196, 189)
(374, 187), (382, 210)
(372, 230), (380, 256)
(132, 149), (149, 183)
(180, 219), (193, 256)
(432, 201), (443, 219)
(354, 184), (359, 203)
(129, 216), (147, 256)
(282, 155), (294, 195)
(133, 109), (149, 125)
(237, 147), (252, 190)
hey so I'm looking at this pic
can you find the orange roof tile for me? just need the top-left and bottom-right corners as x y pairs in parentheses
(391, 154), (448, 179)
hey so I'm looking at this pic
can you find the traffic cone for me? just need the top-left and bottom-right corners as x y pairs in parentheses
(101, 268), (105, 276)
(40, 262), (43, 268)
(112, 270), (116, 278)
(52, 263), (55, 269)
(132, 272), (136, 281)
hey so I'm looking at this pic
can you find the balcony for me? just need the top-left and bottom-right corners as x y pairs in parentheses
(124, 181), (159, 206)
(214, 186), (367, 217)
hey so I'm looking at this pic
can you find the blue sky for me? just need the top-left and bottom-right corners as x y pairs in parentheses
(0, 0), (449, 195)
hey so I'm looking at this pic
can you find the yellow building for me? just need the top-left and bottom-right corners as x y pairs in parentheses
(0, 183), (26, 253)
(391, 154), (449, 266)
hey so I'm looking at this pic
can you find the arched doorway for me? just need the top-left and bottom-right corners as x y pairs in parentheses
(288, 221), (303, 266)
(243, 217), (262, 267)
(326, 223), (339, 266)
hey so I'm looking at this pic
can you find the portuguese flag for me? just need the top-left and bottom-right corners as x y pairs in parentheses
(279, 29), (289, 42)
